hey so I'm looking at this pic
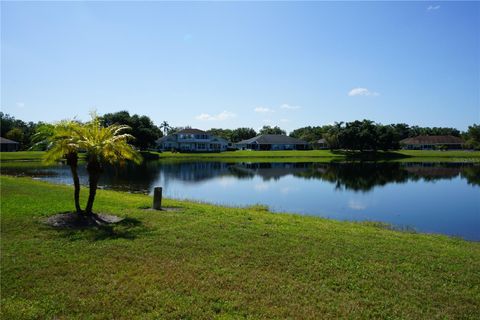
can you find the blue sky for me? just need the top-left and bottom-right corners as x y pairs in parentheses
(1, 1), (479, 132)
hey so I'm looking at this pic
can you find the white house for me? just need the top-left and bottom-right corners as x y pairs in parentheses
(156, 128), (229, 152)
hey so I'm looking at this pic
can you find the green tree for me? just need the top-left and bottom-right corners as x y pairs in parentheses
(1, 112), (40, 150)
(259, 125), (286, 135)
(101, 111), (162, 150)
(79, 115), (142, 215)
(231, 127), (257, 142)
(207, 128), (233, 141)
(290, 125), (332, 143)
(36, 121), (84, 213)
(160, 121), (172, 135)
(5, 128), (24, 144)
(465, 124), (480, 150)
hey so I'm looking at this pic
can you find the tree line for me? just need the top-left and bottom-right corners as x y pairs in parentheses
(1, 111), (479, 151)
(289, 120), (479, 151)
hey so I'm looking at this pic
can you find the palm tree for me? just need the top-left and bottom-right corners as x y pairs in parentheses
(78, 115), (142, 215)
(160, 121), (171, 135)
(34, 121), (84, 214)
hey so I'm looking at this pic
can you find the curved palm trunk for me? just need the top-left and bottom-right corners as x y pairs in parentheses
(85, 160), (102, 215)
(66, 153), (82, 214)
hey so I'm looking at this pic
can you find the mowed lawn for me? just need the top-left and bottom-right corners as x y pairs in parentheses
(1, 176), (480, 319)
(2, 150), (480, 163)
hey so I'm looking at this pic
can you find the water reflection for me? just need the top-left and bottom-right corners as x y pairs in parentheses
(157, 161), (479, 192)
(2, 161), (479, 192)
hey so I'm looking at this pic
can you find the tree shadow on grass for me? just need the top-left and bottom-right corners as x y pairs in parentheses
(44, 214), (151, 242)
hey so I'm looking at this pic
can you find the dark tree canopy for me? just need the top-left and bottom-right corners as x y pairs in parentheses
(289, 125), (333, 143)
(464, 124), (480, 150)
(207, 127), (257, 143)
(231, 128), (257, 142)
(207, 128), (233, 141)
(259, 125), (286, 135)
(1, 112), (39, 150)
(321, 120), (464, 151)
(100, 111), (162, 150)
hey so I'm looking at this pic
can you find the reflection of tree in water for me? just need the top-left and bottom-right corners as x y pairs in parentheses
(295, 162), (478, 192)
(99, 161), (162, 192)
(229, 162), (311, 181)
(295, 162), (409, 192)
(158, 161), (233, 184)
(461, 165), (480, 187)
(9, 160), (478, 192)
(227, 162), (479, 192)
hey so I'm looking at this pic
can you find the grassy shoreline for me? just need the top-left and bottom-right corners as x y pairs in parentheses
(2, 150), (480, 163)
(1, 176), (479, 318)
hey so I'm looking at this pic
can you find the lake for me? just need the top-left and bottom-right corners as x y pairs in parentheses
(2, 160), (479, 241)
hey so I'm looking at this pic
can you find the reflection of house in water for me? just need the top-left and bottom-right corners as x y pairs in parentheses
(159, 162), (233, 183)
(229, 162), (312, 181)
(402, 162), (464, 180)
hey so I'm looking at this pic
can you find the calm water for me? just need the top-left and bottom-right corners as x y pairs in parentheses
(2, 161), (479, 240)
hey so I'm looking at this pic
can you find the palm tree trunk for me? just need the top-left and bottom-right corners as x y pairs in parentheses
(70, 165), (82, 214)
(66, 153), (82, 214)
(85, 161), (102, 215)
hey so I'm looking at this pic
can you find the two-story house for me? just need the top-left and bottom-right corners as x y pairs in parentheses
(156, 128), (229, 152)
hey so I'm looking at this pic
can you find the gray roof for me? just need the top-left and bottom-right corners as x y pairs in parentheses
(0, 137), (19, 144)
(236, 134), (308, 145)
(177, 128), (207, 135)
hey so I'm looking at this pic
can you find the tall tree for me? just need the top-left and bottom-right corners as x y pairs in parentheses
(231, 128), (257, 142)
(259, 125), (286, 135)
(465, 124), (480, 149)
(101, 111), (162, 150)
(207, 128), (233, 141)
(160, 121), (172, 135)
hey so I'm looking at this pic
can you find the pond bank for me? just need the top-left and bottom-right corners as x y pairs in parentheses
(2, 150), (480, 163)
(1, 176), (479, 318)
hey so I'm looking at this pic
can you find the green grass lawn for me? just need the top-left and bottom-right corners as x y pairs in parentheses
(1, 176), (479, 319)
(157, 149), (480, 159)
(3, 150), (479, 164)
(0, 151), (47, 161)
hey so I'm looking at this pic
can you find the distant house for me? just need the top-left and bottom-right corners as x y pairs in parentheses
(235, 134), (308, 151)
(311, 138), (329, 150)
(156, 128), (229, 152)
(0, 137), (20, 152)
(400, 135), (464, 150)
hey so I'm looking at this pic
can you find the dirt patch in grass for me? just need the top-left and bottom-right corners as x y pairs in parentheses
(44, 212), (124, 228)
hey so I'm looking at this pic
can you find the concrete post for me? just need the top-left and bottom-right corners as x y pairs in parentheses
(153, 187), (162, 210)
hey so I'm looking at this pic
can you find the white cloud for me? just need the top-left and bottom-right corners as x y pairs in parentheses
(280, 186), (298, 195)
(16, 102), (25, 108)
(262, 119), (273, 124)
(195, 110), (236, 121)
(218, 177), (236, 187)
(280, 103), (301, 110)
(254, 183), (269, 192)
(348, 199), (367, 211)
(254, 107), (274, 113)
(348, 87), (380, 97)
(427, 5), (440, 11)
(280, 118), (290, 123)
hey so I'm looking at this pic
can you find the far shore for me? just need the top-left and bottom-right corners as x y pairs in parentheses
(2, 149), (480, 163)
